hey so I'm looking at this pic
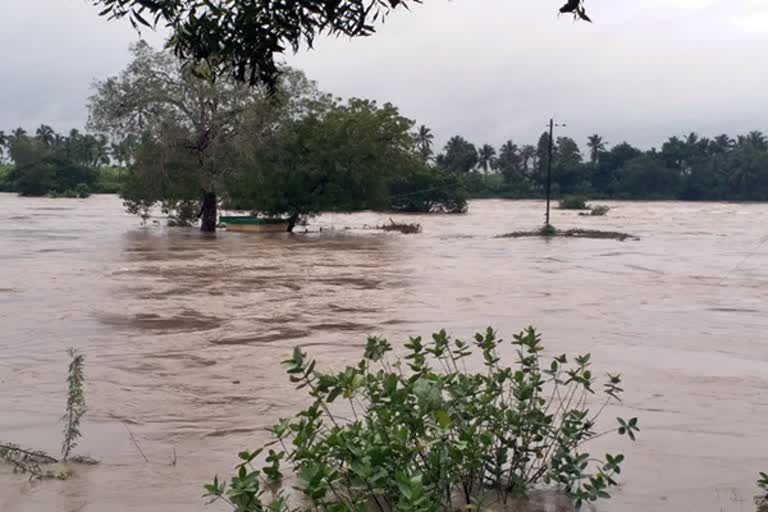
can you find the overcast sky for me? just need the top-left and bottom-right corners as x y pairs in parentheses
(1, 0), (767, 151)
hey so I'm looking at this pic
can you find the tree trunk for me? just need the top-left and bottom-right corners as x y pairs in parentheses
(200, 191), (217, 232)
(286, 212), (300, 233)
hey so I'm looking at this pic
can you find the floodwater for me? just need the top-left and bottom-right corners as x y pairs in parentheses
(1, 193), (767, 512)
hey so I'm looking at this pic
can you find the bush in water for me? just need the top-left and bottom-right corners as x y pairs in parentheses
(558, 196), (589, 210)
(206, 327), (639, 511)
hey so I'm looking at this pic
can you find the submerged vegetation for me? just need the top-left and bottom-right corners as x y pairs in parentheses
(206, 327), (638, 511)
(379, 219), (422, 234)
(558, 196), (589, 210)
(498, 226), (635, 241)
(581, 204), (611, 216)
(0, 349), (94, 479)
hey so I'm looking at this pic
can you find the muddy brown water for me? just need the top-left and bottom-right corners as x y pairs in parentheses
(1, 193), (767, 512)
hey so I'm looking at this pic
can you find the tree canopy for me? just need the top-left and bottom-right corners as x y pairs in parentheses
(91, 0), (591, 91)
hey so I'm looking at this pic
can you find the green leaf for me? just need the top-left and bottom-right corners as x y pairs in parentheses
(434, 409), (451, 429)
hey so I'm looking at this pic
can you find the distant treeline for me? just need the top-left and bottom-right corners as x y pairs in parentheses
(420, 130), (768, 201)
(4, 122), (768, 205)
(0, 127), (124, 197)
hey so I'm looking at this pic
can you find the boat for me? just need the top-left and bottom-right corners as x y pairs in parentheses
(219, 216), (290, 233)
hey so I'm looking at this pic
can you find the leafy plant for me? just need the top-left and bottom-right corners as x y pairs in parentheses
(61, 348), (86, 461)
(759, 472), (768, 508)
(75, 183), (92, 198)
(558, 196), (589, 210)
(207, 327), (638, 511)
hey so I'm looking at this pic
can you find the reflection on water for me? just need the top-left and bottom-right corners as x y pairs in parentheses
(1, 193), (768, 512)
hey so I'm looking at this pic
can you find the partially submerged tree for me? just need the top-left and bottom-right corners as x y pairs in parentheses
(227, 98), (423, 231)
(91, 1), (593, 90)
(88, 42), (324, 231)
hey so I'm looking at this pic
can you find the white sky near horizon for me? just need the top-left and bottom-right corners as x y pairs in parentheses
(1, 0), (767, 152)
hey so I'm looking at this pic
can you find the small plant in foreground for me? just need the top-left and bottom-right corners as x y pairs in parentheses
(62, 348), (86, 461)
(206, 327), (639, 511)
(1, 348), (94, 480)
(558, 196), (589, 210)
(758, 472), (768, 509)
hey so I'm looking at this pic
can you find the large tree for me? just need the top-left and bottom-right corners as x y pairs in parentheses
(92, 1), (592, 90)
(226, 98), (423, 230)
(88, 42), (320, 231)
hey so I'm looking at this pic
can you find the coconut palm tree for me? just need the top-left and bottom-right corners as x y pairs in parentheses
(477, 144), (496, 174)
(35, 125), (57, 147)
(586, 134), (606, 165)
(746, 130), (767, 151)
(712, 134), (733, 154)
(415, 125), (434, 161)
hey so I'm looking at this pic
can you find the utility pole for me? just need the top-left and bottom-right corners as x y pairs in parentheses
(546, 118), (566, 226)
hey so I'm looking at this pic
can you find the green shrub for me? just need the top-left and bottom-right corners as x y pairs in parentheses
(539, 223), (558, 237)
(206, 327), (638, 511)
(558, 196), (589, 210)
(75, 183), (91, 198)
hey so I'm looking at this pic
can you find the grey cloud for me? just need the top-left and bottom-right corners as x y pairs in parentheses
(1, 0), (766, 153)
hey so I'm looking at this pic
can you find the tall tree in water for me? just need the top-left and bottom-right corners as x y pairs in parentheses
(587, 134), (606, 166)
(477, 144), (496, 174)
(415, 125), (434, 161)
(228, 98), (422, 231)
(88, 42), (321, 231)
(92, 1), (593, 90)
